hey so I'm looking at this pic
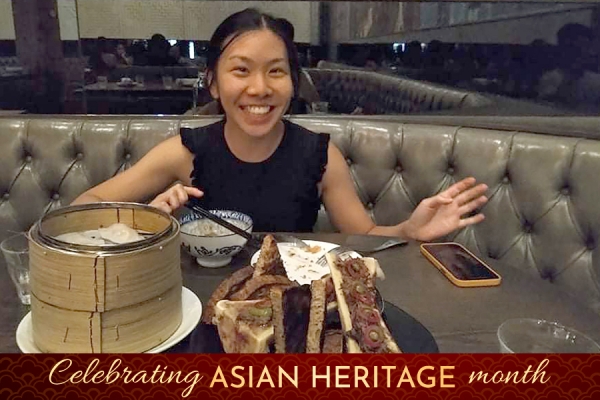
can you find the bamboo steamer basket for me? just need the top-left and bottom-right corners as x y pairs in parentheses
(27, 202), (183, 353)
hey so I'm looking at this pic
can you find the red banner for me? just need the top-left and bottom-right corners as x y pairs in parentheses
(1, 354), (599, 399)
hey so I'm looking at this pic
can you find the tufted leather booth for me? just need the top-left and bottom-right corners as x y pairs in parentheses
(306, 68), (482, 114)
(1, 114), (600, 314)
(305, 68), (562, 116)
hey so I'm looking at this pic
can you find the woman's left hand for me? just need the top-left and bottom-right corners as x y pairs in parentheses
(404, 177), (488, 242)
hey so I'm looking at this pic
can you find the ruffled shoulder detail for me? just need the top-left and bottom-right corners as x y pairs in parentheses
(179, 126), (201, 154)
(283, 120), (331, 184)
(179, 119), (224, 153)
(179, 119), (224, 187)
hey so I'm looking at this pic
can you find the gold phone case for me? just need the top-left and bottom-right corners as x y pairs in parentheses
(420, 242), (501, 288)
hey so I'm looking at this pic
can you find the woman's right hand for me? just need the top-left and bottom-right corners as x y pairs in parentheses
(149, 184), (204, 214)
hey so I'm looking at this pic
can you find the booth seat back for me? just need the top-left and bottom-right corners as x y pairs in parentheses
(306, 68), (493, 114)
(1, 115), (600, 313)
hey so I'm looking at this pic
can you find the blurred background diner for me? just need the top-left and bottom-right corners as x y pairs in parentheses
(3, 2), (600, 116)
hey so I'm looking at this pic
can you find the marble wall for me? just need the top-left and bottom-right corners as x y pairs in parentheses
(0, 0), (15, 40)
(330, 2), (597, 44)
(0, 0), (314, 42)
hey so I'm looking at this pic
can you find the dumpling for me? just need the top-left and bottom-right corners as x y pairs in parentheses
(55, 232), (106, 246)
(81, 229), (104, 242)
(98, 223), (144, 244)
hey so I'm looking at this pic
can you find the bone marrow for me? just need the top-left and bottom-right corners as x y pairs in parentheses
(326, 254), (401, 353)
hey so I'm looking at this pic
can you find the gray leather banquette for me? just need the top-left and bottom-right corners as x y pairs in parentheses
(306, 68), (488, 114)
(305, 68), (561, 116)
(1, 114), (600, 314)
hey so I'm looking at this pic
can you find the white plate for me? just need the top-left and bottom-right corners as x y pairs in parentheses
(250, 240), (340, 286)
(16, 287), (202, 354)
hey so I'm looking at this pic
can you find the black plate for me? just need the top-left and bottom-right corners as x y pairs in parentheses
(167, 300), (438, 354)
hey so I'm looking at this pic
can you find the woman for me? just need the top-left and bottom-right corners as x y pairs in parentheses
(89, 37), (118, 76)
(116, 42), (134, 67)
(73, 8), (488, 242)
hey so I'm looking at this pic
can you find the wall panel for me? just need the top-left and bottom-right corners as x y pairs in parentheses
(0, 0), (15, 40)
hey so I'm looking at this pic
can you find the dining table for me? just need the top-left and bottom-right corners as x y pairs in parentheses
(83, 82), (194, 93)
(77, 82), (212, 114)
(2, 232), (600, 353)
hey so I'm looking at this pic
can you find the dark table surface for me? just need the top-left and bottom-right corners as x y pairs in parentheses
(83, 82), (194, 93)
(78, 82), (212, 114)
(2, 233), (600, 353)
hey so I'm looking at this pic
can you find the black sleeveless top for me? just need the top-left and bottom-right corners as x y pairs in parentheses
(180, 119), (330, 232)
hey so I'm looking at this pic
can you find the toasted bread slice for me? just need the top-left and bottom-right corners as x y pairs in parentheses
(306, 278), (327, 353)
(253, 234), (286, 277)
(269, 278), (328, 354)
(202, 265), (255, 324)
(326, 254), (400, 353)
(229, 275), (297, 301)
(270, 285), (314, 353)
(213, 299), (274, 353)
(269, 287), (286, 354)
(322, 329), (344, 353)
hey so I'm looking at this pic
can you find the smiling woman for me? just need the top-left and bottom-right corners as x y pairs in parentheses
(71, 8), (488, 242)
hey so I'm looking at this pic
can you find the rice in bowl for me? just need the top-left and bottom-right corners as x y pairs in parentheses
(178, 210), (253, 268)
(180, 218), (249, 237)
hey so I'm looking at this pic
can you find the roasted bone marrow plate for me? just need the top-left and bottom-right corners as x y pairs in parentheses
(325, 253), (401, 353)
(206, 234), (395, 353)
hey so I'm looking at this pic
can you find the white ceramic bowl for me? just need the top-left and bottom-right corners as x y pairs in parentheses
(178, 210), (253, 268)
(497, 318), (600, 353)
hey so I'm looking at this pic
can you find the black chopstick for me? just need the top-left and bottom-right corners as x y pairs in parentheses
(184, 202), (261, 248)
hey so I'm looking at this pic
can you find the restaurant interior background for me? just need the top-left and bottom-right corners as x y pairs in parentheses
(2, 1), (600, 116)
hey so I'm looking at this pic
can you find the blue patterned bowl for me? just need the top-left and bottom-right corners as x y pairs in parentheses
(178, 210), (253, 268)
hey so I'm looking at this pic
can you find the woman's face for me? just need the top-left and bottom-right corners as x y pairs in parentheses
(117, 44), (125, 56)
(209, 29), (293, 138)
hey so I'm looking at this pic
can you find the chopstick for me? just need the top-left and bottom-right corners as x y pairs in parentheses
(184, 202), (261, 247)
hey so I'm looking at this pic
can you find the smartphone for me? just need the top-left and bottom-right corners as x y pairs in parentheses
(420, 242), (501, 287)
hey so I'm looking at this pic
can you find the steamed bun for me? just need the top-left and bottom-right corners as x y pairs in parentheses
(54, 223), (145, 245)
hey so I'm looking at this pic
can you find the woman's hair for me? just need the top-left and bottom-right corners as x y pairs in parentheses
(205, 8), (300, 96)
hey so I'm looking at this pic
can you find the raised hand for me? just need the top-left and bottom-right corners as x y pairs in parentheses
(149, 184), (204, 214)
(404, 177), (488, 242)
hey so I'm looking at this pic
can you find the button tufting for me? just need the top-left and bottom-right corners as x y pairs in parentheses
(587, 239), (596, 250)
(345, 157), (352, 166)
(540, 269), (554, 281)
(523, 223), (532, 234)
(367, 202), (374, 210)
(395, 166), (402, 173)
(2, 193), (9, 200)
(76, 152), (84, 160)
(125, 154), (132, 160)
(447, 167), (454, 175)
(25, 155), (32, 163)
(561, 187), (570, 196)
(52, 193), (60, 201)
(502, 176), (510, 184)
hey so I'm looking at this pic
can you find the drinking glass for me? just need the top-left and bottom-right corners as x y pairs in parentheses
(162, 75), (174, 89)
(498, 318), (600, 353)
(97, 75), (108, 89)
(311, 101), (329, 114)
(1, 233), (31, 305)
